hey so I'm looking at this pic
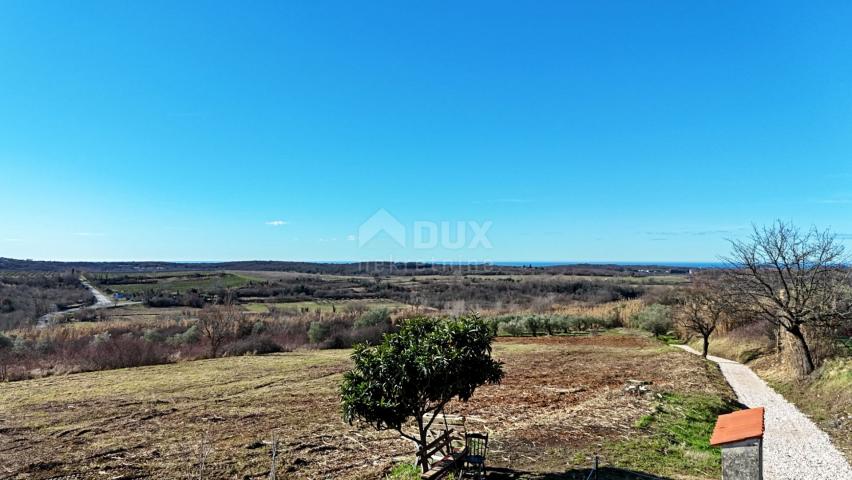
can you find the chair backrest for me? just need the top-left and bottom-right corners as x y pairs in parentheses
(465, 432), (488, 458)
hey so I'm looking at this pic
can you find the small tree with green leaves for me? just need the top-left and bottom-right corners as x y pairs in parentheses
(341, 315), (504, 472)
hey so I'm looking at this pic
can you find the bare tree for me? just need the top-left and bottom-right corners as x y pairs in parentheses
(0, 333), (13, 381)
(722, 221), (852, 375)
(676, 284), (727, 358)
(197, 303), (240, 357)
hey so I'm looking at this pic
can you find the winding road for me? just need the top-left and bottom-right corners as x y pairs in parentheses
(36, 276), (135, 328)
(676, 344), (852, 479)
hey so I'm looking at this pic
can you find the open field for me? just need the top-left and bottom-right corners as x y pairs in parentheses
(60, 269), (658, 320)
(0, 332), (735, 480)
(94, 272), (259, 295)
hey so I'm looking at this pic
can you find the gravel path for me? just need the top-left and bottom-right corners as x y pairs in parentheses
(676, 345), (852, 479)
(36, 276), (140, 328)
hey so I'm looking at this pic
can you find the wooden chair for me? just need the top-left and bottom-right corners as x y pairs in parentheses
(420, 429), (467, 480)
(462, 432), (489, 479)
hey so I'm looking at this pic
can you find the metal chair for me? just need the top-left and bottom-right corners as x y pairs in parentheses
(463, 432), (489, 479)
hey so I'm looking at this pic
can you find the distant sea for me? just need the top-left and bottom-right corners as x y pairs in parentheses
(491, 261), (726, 268)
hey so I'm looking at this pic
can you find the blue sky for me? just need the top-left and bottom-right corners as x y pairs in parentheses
(2, 1), (852, 262)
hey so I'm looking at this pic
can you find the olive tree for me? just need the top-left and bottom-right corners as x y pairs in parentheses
(340, 315), (504, 472)
(723, 221), (852, 375)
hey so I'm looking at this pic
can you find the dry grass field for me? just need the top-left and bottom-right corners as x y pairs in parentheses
(0, 332), (734, 480)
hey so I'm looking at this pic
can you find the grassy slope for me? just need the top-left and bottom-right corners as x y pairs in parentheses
(0, 333), (735, 480)
(758, 357), (852, 461)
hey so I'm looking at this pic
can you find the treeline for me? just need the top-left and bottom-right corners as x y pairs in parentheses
(0, 306), (397, 381)
(377, 277), (643, 309)
(487, 313), (619, 336)
(0, 273), (94, 330)
(0, 257), (689, 277)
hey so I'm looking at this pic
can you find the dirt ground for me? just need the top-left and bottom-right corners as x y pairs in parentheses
(0, 332), (728, 479)
(454, 334), (728, 474)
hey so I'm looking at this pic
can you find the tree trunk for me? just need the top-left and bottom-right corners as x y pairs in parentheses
(416, 414), (430, 472)
(702, 335), (710, 358)
(788, 325), (815, 376)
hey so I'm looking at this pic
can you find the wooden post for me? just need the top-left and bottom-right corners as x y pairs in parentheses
(269, 433), (278, 480)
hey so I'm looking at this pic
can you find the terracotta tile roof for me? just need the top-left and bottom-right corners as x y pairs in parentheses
(710, 407), (765, 446)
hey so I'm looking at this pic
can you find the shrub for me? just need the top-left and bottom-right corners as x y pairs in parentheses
(573, 316), (593, 331)
(0, 333), (12, 381)
(143, 328), (165, 343)
(251, 320), (266, 336)
(167, 325), (199, 346)
(350, 325), (387, 346)
(34, 338), (55, 354)
(91, 332), (112, 346)
(81, 334), (169, 371)
(525, 315), (542, 336)
(223, 335), (284, 356)
(499, 318), (526, 336)
(12, 336), (30, 355)
(308, 318), (355, 348)
(354, 308), (392, 329)
(633, 304), (673, 337)
(485, 318), (501, 336)
(599, 313), (622, 329)
(0, 333), (12, 350)
(549, 316), (570, 333)
(308, 321), (330, 344)
(542, 316), (556, 335)
(0, 298), (14, 313)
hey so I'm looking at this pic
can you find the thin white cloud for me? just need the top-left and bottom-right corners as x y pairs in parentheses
(642, 227), (746, 237)
(472, 198), (533, 205)
(265, 220), (288, 226)
(2, 238), (23, 242)
(74, 232), (105, 237)
(346, 234), (356, 241)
